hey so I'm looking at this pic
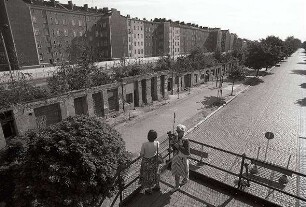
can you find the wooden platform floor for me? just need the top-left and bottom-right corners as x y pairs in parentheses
(125, 170), (254, 207)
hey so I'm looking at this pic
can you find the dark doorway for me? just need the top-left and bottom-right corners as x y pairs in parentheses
(74, 96), (88, 115)
(0, 111), (16, 139)
(141, 79), (147, 104)
(167, 78), (173, 91)
(151, 77), (158, 101)
(34, 103), (62, 129)
(134, 81), (139, 107)
(107, 89), (119, 111)
(184, 74), (191, 88)
(92, 92), (104, 117)
(160, 75), (165, 98)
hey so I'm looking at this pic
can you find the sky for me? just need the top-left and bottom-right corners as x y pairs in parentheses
(59, 0), (306, 42)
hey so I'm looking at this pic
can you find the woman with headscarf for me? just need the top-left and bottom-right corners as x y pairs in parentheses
(171, 124), (190, 192)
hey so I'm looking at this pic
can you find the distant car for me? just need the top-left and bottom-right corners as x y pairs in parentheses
(275, 64), (281, 67)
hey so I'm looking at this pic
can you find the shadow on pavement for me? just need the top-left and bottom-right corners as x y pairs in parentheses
(300, 83), (306, 89)
(297, 62), (306, 65)
(243, 77), (264, 86)
(201, 96), (226, 108)
(296, 98), (306, 107)
(291, 70), (306, 76)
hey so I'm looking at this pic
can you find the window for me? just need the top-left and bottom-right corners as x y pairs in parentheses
(134, 49), (136, 54)
(55, 18), (58, 24)
(134, 42), (136, 46)
(64, 29), (68, 36)
(102, 22), (106, 28)
(57, 30), (60, 36)
(62, 19), (66, 25)
(126, 93), (133, 104)
(128, 37), (131, 42)
(128, 20), (131, 26)
(35, 29), (40, 36)
(37, 41), (42, 48)
(138, 42), (140, 46)
(141, 42), (143, 46)
(141, 49), (143, 54)
(95, 31), (99, 37)
(134, 34), (136, 38)
(138, 49), (140, 54)
(78, 20), (82, 26)
(39, 53), (43, 61)
(32, 16), (37, 23)
(134, 26), (136, 30)
(72, 19), (75, 26)
(73, 31), (76, 37)
(140, 26), (142, 30)
(138, 34), (139, 38)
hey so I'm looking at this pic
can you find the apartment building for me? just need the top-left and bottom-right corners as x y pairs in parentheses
(221, 29), (231, 52)
(0, 0), (128, 69)
(204, 28), (222, 52)
(127, 17), (144, 58)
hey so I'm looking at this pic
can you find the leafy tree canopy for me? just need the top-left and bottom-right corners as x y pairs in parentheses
(0, 115), (131, 207)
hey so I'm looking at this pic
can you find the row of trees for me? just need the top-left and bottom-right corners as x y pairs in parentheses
(244, 36), (302, 76)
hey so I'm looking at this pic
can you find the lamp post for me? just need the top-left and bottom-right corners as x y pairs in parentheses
(0, 24), (13, 81)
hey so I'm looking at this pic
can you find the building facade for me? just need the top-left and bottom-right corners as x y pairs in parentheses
(0, 0), (240, 71)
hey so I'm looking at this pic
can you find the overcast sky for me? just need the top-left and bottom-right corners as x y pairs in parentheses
(60, 0), (306, 42)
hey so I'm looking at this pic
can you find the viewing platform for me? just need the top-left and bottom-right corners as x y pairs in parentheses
(107, 138), (306, 207)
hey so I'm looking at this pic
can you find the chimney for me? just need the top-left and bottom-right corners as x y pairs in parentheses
(127, 14), (130, 18)
(51, 0), (56, 7)
(95, 6), (97, 12)
(83, 4), (88, 11)
(68, 1), (73, 10)
(102, 7), (108, 13)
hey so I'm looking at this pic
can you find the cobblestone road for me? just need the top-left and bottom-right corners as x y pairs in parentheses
(186, 49), (306, 205)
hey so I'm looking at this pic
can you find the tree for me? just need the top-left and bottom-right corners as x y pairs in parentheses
(228, 65), (245, 95)
(303, 41), (306, 51)
(261, 36), (284, 66)
(244, 41), (270, 76)
(0, 115), (131, 207)
(283, 36), (302, 56)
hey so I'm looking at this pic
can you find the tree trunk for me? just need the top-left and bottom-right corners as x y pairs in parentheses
(256, 69), (259, 77)
(231, 80), (234, 95)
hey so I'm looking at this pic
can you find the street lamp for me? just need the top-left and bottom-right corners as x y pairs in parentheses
(0, 24), (13, 81)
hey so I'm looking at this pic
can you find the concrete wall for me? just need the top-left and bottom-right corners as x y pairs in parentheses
(6, 69), (214, 136)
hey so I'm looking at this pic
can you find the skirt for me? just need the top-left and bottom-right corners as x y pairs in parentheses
(139, 156), (159, 189)
(171, 154), (189, 178)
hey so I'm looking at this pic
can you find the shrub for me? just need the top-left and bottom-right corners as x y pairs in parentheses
(0, 115), (131, 207)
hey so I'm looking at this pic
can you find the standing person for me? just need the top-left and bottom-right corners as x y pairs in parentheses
(171, 124), (190, 192)
(139, 130), (161, 194)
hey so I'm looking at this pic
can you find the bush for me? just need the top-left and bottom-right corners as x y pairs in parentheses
(0, 115), (131, 207)
(0, 72), (50, 110)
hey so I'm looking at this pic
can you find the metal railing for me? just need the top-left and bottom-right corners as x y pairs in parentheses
(108, 137), (306, 206)
(188, 139), (306, 206)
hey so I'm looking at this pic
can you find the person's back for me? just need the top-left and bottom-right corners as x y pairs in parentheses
(140, 141), (159, 158)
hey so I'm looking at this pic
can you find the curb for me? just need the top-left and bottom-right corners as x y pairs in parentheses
(186, 85), (251, 135)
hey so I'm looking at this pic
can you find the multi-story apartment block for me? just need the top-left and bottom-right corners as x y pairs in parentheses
(169, 24), (180, 57)
(221, 29), (231, 52)
(0, 0), (128, 69)
(127, 17), (144, 58)
(143, 20), (161, 57)
(0, 0), (240, 71)
(230, 33), (237, 51)
(204, 28), (222, 52)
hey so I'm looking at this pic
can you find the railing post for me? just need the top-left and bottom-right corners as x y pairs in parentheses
(118, 167), (123, 206)
(238, 153), (246, 189)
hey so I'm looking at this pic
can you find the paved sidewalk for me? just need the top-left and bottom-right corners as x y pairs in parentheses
(113, 80), (249, 156)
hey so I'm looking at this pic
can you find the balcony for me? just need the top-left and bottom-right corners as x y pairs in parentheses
(107, 138), (306, 207)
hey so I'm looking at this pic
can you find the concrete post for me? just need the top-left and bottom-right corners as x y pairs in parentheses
(146, 78), (152, 104)
(102, 90), (109, 117)
(86, 92), (95, 116)
(0, 126), (6, 150)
